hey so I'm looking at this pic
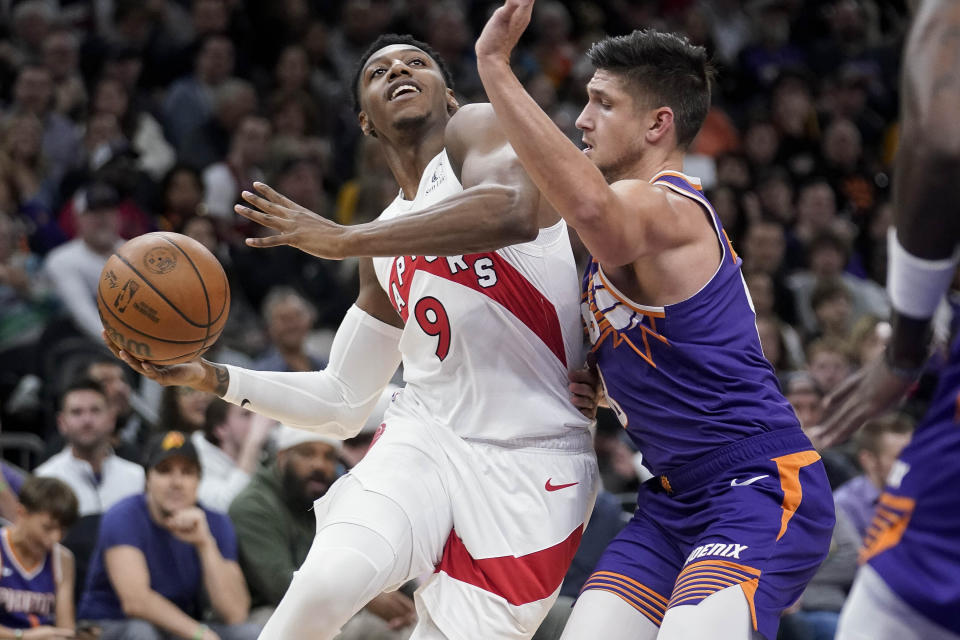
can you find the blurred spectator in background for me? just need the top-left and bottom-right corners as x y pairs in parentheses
(1, 112), (63, 242)
(42, 27), (86, 121)
(789, 230), (889, 338)
(744, 269), (805, 370)
(0, 211), (54, 356)
(849, 315), (891, 368)
(809, 278), (854, 342)
(91, 76), (175, 181)
(7, 62), (82, 192)
(784, 371), (858, 489)
(36, 379), (144, 518)
(36, 378), (145, 602)
(0, 476), (79, 638)
(158, 164), (205, 232)
(180, 78), (257, 172)
(253, 287), (325, 372)
(162, 34), (235, 149)
(806, 337), (856, 394)
(79, 431), (259, 640)
(229, 425), (415, 637)
(85, 357), (156, 451)
(159, 386), (214, 434)
(202, 115), (270, 220)
(41, 181), (122, 341)
(742, 218), (798, 323)
(834, 414), (913, 540)
(193, 399), (274, 513)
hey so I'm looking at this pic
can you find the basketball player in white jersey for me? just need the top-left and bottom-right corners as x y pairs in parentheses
(108, 34), (599, 640)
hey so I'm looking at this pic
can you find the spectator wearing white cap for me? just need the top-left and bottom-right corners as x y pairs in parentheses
(229, 418), (415, 638)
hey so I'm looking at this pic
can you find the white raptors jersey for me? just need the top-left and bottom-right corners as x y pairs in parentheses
(372, 150), (591, 441)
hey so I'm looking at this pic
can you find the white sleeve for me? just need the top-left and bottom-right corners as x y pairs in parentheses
(222, 305), (402, 439)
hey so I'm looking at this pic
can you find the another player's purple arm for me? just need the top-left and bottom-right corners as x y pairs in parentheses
(235, 103), (554, 260)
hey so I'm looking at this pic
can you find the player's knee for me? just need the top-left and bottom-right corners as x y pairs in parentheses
(290, 523), (399, 618)
(659, 586), (753, 640)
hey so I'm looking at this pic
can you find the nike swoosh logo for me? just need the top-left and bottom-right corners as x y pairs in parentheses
(545, 479), (579, 492)
(730, 475), (769, 487)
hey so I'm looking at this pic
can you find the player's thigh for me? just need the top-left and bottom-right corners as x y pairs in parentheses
(559, 589), (659, 640)
(836, 565), (960, 640)
(328, 431), (455, 584)
(659, 584), (763, 640)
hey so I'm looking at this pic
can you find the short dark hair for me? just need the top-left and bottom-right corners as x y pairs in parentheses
(351, 34), (454, 114)
(204, 398), (230, 444)
(20, 476), (79, 529)
(810, 278), (851, 311)
(856, 413), (913, 455)
(587, 29), (713, 148)
(59, 377), (107, 411)
(808, 230), (850, 262)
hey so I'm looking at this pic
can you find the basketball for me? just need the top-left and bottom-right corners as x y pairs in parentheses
(97, 231), (230, 364)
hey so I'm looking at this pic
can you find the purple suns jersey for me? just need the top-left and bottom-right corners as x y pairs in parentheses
(859, 331), (960, 635)
(0, 529), (59, 628)
(582, 171), (801, 475)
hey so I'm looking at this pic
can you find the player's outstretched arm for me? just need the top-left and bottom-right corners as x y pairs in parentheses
(235, 103), (552, 259)
(105, 259), (403, 439)
(815, 0), (960, 448)
(475, 0), (695, 267)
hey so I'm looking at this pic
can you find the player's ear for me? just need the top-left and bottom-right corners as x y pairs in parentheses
(358, 111), (377, 138)
(646, 106), (674, 145)
(445, 88), (459, 115)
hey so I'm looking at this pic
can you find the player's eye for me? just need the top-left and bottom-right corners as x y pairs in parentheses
(371, 68), (385, 78)
(409, 58), (425, 66)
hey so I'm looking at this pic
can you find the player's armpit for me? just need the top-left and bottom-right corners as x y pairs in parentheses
(357, 257), (403, 329)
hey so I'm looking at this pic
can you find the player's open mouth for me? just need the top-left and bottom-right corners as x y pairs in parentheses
(390, 84), (422, 100)
(582, 141), (594, 153)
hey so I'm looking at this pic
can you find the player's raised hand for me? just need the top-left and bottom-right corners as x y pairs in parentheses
(476, 0), (535, 62)
(235, 182), (350, 260)
(811, 356), (915, 449)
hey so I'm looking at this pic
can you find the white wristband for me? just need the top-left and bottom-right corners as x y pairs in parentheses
(887, 228), (959, 320)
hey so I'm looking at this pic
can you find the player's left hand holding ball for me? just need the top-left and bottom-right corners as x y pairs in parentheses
(101, 330), (216, 393)
(235, 182), (351, 260)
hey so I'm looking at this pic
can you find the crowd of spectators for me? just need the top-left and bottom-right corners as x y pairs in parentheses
(0, 0), (940, 638)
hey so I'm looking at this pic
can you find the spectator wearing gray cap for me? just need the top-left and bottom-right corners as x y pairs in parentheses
(229, 422), (415, 638)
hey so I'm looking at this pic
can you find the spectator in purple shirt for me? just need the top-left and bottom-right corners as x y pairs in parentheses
(834, 414), (913, 540)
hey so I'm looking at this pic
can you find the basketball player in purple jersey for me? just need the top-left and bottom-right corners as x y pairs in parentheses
(816, 2), (960, 638)
(468, 1), (836, 638)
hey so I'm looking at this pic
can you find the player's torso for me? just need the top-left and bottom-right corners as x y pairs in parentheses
(582, 171), (801, 474)
(0, 529), (56, 627)
(372, 151), (590, 441)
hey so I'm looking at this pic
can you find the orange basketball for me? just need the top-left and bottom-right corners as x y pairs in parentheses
(97, 231), (230, 364)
